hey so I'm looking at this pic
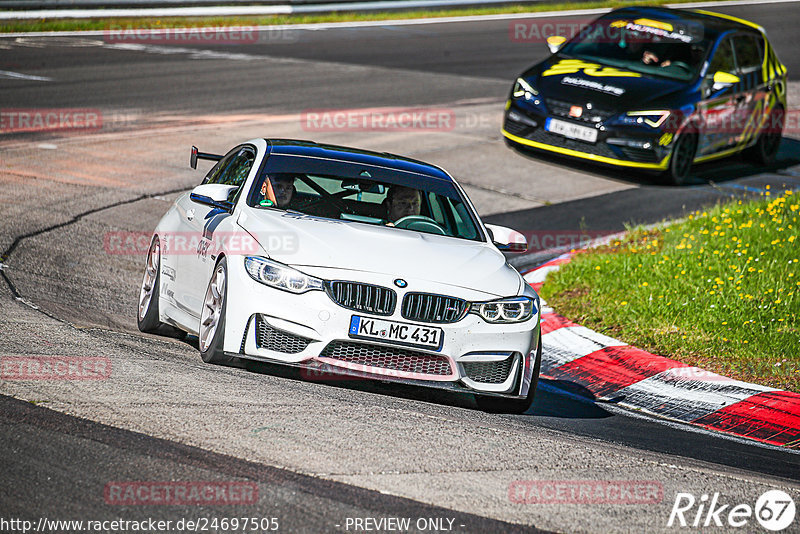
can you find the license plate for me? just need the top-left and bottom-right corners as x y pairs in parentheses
(545, 117), (598, 143)
(349, 316), (443, 351)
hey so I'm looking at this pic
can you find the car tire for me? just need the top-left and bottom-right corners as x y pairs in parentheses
(745, 105), (784, 166)
(137, 237), (187, 339)
(475, 333), (542, 414)
(137, 237), (164, 333)
(664, 130), (697, 186)
(199, 256), (233, 365)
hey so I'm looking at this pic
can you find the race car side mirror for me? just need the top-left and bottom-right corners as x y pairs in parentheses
(189, 184), (237, 211)
(485, 224), (528, 253)
(547, 35), (567, 54)
(712, 71), (740, 92)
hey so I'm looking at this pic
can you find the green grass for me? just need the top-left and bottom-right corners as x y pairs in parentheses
(1, 0), (730, 33)
(540, 188), (800, 392)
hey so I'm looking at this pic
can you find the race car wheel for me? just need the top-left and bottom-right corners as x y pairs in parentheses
(746, 105), (784, 166)
(199, 256), (232, 364)
(137, 237), (163, 333)
(665, 131), (697, 186)
(475, 333), (542, 414)
(137, 237), (187, 338)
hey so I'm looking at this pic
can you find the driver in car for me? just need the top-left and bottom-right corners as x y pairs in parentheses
(385, 186), (422, 225)
(642, 49), (671, 67)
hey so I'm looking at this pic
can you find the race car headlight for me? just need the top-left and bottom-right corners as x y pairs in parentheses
(513, 78), (539, 100)
(623, 110), (671, 128)
(244, 256), (323, 294)
(469, 296), (536, 323)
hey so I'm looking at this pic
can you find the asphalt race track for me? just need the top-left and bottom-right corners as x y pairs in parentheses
(1, 1), (800, 532)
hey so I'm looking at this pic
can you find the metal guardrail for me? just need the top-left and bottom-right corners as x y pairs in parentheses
(0, 0), (546, 19)
(0, 0), (533, 8)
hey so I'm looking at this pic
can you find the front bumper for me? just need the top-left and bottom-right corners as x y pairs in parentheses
(503, 102), (673, 171)
(223, 258), (540, 399)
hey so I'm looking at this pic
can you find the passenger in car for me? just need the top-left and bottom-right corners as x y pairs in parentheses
(260, 175), (297, 208)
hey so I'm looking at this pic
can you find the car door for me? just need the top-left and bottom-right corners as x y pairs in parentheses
(175, 145), (256, 318)
(731, 32), (768, 148)
(696, 35), (739, 157)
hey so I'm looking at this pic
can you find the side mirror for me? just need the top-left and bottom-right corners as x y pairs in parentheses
(547, 35), (567, 54)
(485, 224), (527, 253)
(712, 71), (740, 92)
(189, 184), (238, 211)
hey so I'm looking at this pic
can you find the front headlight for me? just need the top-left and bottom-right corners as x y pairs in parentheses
(622, 110), (671, 128)
(512, 78), (539, 100)
(244, 256), (323, 294)
(469, 296), (536, 324)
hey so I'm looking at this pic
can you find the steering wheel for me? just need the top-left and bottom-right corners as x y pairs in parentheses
(392, 215), (447, 235)
(669, 61), (692, 73)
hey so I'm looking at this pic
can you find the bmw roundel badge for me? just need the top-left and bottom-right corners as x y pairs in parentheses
(394, 279), (408, 288)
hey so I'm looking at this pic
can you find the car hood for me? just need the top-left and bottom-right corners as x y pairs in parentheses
(522, 55), (687, 111)
(237, 210), (521, 297)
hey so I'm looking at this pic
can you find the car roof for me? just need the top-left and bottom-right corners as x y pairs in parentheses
(606, 6), (765, 39)
(264, 139), (452, 181)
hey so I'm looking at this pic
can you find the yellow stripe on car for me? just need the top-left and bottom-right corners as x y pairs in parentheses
(692, 9), (764, 32)
(633, 18), (673, 31)
(502, 129), (671, 170)
(542, 59), (642, 78)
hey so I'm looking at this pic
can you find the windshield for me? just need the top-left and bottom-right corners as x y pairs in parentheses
(247, 163), (482, 242)
(559, 15), (712, 81)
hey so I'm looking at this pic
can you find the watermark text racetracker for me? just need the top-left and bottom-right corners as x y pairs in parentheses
(104, 481), (258, 505)
(509, 17), (704, 43)
(0, 109), (101, 134)
(0, 516), (279, 533)
(1, 356), (111, 380)
(301, 107), (501, 133)
(103, 25), (297, 44)
(302, 108), (456, 132)
(0, 108), (142, 134)
(104, 231), (298, 256)
(508, 479), (663, 504)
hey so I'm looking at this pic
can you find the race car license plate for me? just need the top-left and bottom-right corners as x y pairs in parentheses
(545, 118), (598, 143)
(349, 316), (443, 350)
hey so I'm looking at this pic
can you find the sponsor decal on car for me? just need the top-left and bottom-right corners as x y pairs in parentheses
(542, 59), (642, 78)
(560, 76), (626, 96)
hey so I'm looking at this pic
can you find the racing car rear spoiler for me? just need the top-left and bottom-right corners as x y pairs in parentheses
(190, 146), (222, 169)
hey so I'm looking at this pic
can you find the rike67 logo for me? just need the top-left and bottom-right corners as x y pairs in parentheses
(668, 490), (796, 531)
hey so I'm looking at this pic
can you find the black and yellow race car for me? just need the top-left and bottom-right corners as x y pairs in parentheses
(502, 6), (787, 184)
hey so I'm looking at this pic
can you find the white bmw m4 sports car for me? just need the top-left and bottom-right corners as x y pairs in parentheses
(138, 139), (542, 412)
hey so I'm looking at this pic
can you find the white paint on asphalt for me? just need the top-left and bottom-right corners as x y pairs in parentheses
(0, 69), (52, 81)
(614, 368), (778, 422)
(542, 325), (627, 367)
(104, 42), (261, 60)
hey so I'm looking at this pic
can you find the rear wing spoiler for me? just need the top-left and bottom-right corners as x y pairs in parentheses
(190, 145), (222, 169)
